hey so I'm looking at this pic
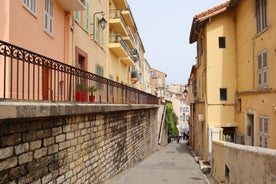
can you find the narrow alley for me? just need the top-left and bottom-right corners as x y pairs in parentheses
(106, 141), (210, 184)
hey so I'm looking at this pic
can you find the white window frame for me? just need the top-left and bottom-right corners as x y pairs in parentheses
(23, 0), (37, 15)
(259, 116), (269, 148)
(44, 0), (53, 35)
(258, 50), (268, 89)
(256, 0), (267, 34)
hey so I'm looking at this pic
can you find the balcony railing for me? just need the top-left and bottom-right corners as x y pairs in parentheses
(109, 10), (128, 36)
(0, 40), (158, 104)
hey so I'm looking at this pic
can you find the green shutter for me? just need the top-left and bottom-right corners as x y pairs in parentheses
(94, 16), (98, 41)
(85, 1), (89, 32)
(74, 11), (80, 23)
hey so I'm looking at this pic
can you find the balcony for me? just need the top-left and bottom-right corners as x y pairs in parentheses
(109, 10), (128, 37)
(109, 34), (135, 66)
(123, 28), (135, 49)
(131, 49), (139, 61)
(57, 0), (86, 11)
(121, 9), (135, 28)
(113, 0), (128, 10)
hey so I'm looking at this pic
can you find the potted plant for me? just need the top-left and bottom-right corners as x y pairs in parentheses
(88, 85), (97, 103)
(76, 83), (87, 102)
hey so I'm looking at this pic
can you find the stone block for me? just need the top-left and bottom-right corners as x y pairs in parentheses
(43, 137), (55, 147)
(48, 144), (58, 154)
(42, 173), (52, 184)
(15, 143), (29, 155)
(0, 146), (13, 160)
(63, 125), (71, 133)
(56, 175), (65, 184)
(30, 140), (42, 150)
(9, 165), (27, 180)
(19, 152), (33, 165)
(66, 132), (74, 140)
(0, 156), (18, 171)
(55, 134), (65, 143)
(52, 127), (62, 136)
(34, 148), (47, 159)
(0, 133), (21, 146)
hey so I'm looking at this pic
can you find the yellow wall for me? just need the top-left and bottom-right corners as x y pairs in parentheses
(236, 0), (276, 148)
(206, 10), (237, 127)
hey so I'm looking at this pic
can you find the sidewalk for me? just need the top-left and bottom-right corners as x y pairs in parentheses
(106, 140), (210, 184)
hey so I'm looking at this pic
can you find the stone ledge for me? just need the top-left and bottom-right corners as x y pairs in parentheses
(0, 101), (159, 120)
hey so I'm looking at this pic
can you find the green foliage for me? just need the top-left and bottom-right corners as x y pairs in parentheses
(165, 103), (179, 143)
(88, 86), (97, 95)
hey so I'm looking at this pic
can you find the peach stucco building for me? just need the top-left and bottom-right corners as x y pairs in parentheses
(0, 0), (85, 62)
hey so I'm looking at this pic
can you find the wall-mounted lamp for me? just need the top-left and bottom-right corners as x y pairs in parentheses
(183, 88), (188, 97)
(91, 11), (107, 35)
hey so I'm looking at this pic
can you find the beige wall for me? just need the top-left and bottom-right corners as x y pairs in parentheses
(213, 140), (276, 184)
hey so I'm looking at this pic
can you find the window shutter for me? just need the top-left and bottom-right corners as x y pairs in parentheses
(94, 16), (98, 41)
(75, 11), (80, 23)
(85, 2), (89, 32)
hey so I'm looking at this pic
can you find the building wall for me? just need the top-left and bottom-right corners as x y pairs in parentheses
(206, 10), (237, 127)
(0, 0), (66, 62)
(72, 0), (107, 75)
(0, 104), (160, 184)
(236, 0), (276, 148)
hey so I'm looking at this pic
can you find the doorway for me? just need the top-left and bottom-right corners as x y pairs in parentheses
(246, 113), (254, 146)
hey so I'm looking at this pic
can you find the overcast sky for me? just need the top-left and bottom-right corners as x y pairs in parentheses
(127, 0), (227, 84)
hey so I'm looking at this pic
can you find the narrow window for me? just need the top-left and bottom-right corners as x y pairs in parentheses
(219, 37), (226, 48)
(256, 0), (267, 33)
(258, 50), (268, 89)
(23, 0), (37, 15)
(220, 88), (227, 101)
(259, 116), (269, 148)
(44, 0), (53, 35)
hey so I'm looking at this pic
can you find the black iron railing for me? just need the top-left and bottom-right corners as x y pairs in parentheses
(0, 40), (158, 104)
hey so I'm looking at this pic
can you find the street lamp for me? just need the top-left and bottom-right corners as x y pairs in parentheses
(91, 11), (107, 35)
(183, 87), (188, 97)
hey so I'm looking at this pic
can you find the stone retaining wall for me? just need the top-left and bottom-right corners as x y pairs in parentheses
(0, 103), (160, 184)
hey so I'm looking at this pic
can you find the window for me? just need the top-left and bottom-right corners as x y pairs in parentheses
(44, 0), (53, 35)
(151, 71), (157, 78)
(219, 37), (226, 48)
(258, 50), (268, 89)
(259, 117), (268, 148)
(220, 88), (227, 101)
(256, 0), (267, 33)
(23, 0), (37, 14)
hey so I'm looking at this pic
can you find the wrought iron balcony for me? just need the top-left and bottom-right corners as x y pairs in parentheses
(0, 40), (158, 104)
